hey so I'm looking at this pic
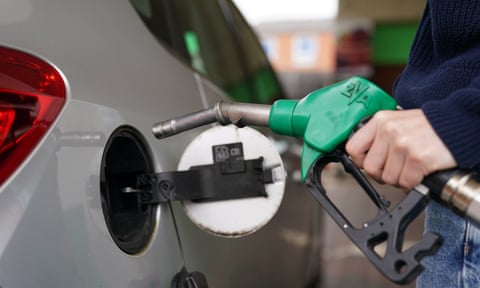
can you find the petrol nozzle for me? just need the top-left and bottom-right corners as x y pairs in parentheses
(152, 77), (480, 228)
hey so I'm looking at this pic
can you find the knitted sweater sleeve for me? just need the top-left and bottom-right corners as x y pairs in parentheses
(394, 0), (480, 171)
(422, 76), (480, 170)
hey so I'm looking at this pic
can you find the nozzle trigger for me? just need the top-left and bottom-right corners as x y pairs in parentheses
(305, 149), (443, 284)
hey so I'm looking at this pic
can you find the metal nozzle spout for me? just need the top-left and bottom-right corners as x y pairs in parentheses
(152, 101), (271, 139)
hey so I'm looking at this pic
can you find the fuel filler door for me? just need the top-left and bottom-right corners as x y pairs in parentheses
(135, 125), (286, 237)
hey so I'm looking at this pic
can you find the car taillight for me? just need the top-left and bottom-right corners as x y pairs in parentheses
(0, 46), (66, 186)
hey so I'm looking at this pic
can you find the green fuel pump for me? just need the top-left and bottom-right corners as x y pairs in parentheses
(152, 76), (480, 284)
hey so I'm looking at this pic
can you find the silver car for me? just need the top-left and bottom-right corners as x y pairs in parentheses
(0, 0), (322, 287)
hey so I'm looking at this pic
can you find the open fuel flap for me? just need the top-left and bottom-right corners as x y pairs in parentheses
(177, 125), (286, 237)
(131, 125), (286, 238)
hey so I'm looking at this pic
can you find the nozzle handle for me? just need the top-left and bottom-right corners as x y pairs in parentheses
(306, 149), (443, 285)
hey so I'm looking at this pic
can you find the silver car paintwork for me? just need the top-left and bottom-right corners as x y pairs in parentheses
(0, 0), (321, 287)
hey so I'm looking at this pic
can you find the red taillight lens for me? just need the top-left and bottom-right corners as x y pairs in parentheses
(0, 46), (66, 185)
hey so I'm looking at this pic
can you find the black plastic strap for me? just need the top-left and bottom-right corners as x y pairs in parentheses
(135, 157), (273, 205)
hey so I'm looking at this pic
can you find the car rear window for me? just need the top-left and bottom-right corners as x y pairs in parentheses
(130, 0), (283, 103)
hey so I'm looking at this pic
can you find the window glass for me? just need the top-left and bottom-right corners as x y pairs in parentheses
(226, 1), (283, 103)
(130, 0), (283, 103)
(173, 0), (245, 99)
(130, 0), (174, 51)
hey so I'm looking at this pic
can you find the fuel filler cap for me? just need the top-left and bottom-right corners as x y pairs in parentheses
(178, 125), (286, 238)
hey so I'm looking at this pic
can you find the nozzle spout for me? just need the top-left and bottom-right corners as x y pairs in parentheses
(152, 101), (271, 139)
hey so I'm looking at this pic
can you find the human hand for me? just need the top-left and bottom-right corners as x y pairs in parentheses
(345, 109), (457, 190)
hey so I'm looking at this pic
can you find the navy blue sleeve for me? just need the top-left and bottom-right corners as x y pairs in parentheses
(422, 76), (480, 170)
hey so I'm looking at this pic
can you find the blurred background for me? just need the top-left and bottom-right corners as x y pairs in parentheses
(234, 0), (422, 98)
(232, 1), (426, 287)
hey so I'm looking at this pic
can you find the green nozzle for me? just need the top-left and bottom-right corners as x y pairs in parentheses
(269, 100), (297, 136)
(269, 77), (397, 180)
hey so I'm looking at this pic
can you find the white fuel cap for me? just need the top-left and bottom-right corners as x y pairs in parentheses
(178, 125), (286, 238)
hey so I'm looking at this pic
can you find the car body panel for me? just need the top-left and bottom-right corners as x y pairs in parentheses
(0, 0), (322, 287)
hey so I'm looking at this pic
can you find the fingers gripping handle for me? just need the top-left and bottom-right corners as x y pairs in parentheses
(354, 114), (480, 228)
